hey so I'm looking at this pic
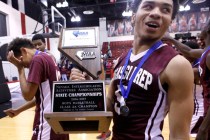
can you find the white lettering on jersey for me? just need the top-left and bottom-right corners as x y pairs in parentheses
(114, 66), (153, 90)
(133, 69), (153, 90)
(198, 65), (203, 77)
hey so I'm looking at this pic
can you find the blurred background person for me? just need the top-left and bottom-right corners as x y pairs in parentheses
(198, 12), (208, 30)
(188, 13), (197, 31)
(179, 14), (188, 32)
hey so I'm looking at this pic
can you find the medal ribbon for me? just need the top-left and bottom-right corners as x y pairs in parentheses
(192, 58), (201, 67)
(199, 46), (210, 64)
(120, 41), (163, 99)
(35, 50), (41, 55)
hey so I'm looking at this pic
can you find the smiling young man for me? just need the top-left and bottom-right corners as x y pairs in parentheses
(6, 38), (69, 140)
(106, 0), (194, 139)
(70, 0), (194, 139)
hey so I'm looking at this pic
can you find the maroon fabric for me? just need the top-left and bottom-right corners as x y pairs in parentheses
(28, 52), (69, 140)
(111, 45), (178, 140)
(199, 50), (210, 116)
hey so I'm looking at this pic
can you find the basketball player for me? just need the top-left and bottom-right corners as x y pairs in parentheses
(32, 34), (57, 62)
(32, 34), (47, 52)
(4, 34), (60, 118)
(163, 20), (210, 140)
(184, 41), (204, 137)
(5, 38), (69, 140)
(70, 0), (194, 139)
(162, 38), (204, 137)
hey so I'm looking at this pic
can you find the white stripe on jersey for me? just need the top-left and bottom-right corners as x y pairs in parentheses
(130, 44), (167, 62)
(193, 85), (204, 116)
(144, 78), (167, 140)
(37, 80), (52, 140)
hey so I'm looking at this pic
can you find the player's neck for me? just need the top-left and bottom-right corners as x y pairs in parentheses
(132, 37), (159, 55)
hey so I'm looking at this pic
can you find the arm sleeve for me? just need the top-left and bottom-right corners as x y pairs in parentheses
(27, 57), (44, 85)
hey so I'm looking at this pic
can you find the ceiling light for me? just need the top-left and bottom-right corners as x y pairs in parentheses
(83, 10), (94, 15)
(179, 5), (185, 11)
(71, 16), (81, 22)
(122, 10), (132, 17)
(179, 4), (190, 11)
(62, 0), (68, 7)
(56, 0), (68, 8)
(56, 3), (62, 8)
(185, 4), (190, 11)
(192, 0), (206, 4)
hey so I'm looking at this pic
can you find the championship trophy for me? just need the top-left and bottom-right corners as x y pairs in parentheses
(44, 27), (113, 134)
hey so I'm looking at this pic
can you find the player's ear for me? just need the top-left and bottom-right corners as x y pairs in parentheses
(20, 47), (28, 57)
(20, 47), (26, 53)
(131, 13), (136, 27)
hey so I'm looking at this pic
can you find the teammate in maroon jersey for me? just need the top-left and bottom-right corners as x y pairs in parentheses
(163, 20), (210, 140)
(5, 38), (69, 140)
(162, 39), (204, 137)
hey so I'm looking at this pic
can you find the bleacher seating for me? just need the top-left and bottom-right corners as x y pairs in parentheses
(102, 40), (133, 79)
(102, 40), (133, 60)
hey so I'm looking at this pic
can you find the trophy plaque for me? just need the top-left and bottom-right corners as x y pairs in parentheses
(44, 27), (113, 134)
(57, 27), (102, 79)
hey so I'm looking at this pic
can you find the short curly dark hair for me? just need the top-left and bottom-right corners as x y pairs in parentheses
(7, 38), (35, 57)
(130, 0), (179, 20)
(32, 34), (45, 43)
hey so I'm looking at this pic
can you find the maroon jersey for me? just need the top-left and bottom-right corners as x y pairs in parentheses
(198, 49), (210, 116)
(112, 44), (178, 140)
(27, 52), (69, 140)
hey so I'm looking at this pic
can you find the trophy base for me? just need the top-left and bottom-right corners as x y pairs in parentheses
(44, 111), (113, 134)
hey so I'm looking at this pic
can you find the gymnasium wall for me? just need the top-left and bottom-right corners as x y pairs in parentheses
(0, 1), (61, 81)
